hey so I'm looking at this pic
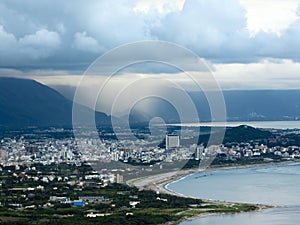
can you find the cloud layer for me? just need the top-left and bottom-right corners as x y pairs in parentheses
(0, 0), (300, 71)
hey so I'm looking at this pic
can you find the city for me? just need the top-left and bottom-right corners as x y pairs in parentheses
(1, 126), (300, 170)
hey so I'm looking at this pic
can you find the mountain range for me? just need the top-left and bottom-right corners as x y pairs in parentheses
(1, 77), (300, 128)
(189, 90), (300, 121)
(0, 77), (110, 128)
(128, 89), (300, 123)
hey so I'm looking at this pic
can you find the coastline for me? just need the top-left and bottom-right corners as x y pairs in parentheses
(128, 160), (297, 198)
(127, 161), (291, 224)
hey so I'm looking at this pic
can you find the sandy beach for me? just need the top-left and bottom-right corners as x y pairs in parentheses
(127, 169), (195, 197)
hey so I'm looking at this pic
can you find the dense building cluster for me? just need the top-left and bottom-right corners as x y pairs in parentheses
(1, 128), (300, 170)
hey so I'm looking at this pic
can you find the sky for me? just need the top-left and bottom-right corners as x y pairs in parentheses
(1, 0), (300, 91)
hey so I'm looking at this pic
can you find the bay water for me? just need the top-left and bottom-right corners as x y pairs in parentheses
(166, 163), (300, 225)
(169, 120), (300, 129)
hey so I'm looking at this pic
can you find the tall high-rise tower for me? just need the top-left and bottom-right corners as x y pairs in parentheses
(165, 134), (180, 149)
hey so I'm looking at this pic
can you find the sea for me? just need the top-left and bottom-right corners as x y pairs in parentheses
(169, 120), (300, 129)
(166, 121), (300, 225)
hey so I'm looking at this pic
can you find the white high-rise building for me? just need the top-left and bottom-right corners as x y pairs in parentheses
(195, 145), (205, 160)
(165, 135), (180, 149)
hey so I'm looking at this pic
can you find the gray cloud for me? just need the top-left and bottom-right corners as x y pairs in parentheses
(72, 32), (103, 53)
(0, 0), (300, 72)
(150, 0), (300, 63)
